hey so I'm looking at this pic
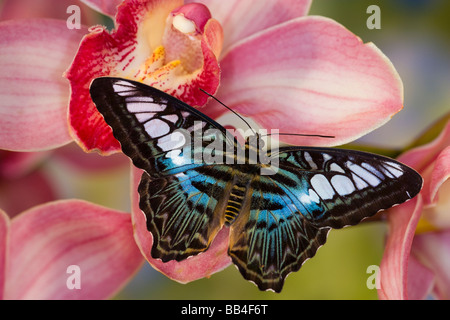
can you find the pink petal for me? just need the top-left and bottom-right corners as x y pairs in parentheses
(0, 169), (57, 219)
(53, 142), (129, 172)
(130, 166), (231, 283)
(398, 120), (450, 173)
(188, 0), (312, 52)
(0, 19), (87, 151)
(65, 26), (123, 154)
(378, 196), (423, 300)
(0, 209), (9, 300)
(0, 150), (49, 179)
(428, 147), (450, 205)
(4, 200), (143, 299)
(412, 231), (450, 299)
(419, 167), (450, 233)
(0, 0), (98, 23)
(398, 120), (450, 207)
(407, 255), (434, 300)
(207, 16), (403, 147)
(79, 0), (123, 17)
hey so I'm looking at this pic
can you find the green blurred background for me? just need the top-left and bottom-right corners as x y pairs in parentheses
(1, 0), (449, 299)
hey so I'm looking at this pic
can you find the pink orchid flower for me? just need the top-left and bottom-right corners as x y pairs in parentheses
(66, 0), (224, 154)
(0, 150), (55, 218)
(0, 0), (405, 294)
(0, 200), (143, 299)
(379, 117), (450, 300)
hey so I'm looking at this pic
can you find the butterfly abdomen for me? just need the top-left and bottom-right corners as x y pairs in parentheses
(224, 184), (247, 226)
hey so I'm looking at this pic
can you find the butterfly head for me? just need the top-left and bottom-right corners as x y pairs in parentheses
(245, 133), (262, 149)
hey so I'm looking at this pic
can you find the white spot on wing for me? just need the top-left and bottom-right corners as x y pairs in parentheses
(157, 131), (186, 151)
(113, 81), (137, 96)
(126, 96), (155, 103)
(166, 149), (187, 165)
(162, 114), (179, 123)
(322, 153), (332, 162)
(362, 162), (384, 179)
(127, 101), (165, 113)
(347, 161), (381, 187)
(135, 112), (155, 123)
(310, 174), (335, 200)
(144, 119), (170, 138)
(304, 152), (318, 169)
(352, 173), (369, 190)
(299, 189), (320, 205)
(330, 163), (345, 173)
(385, 161), (404, 178)
(331, 175), (356, 196)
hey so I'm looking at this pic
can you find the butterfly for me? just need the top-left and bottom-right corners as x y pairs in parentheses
(89, 77), (423, 293)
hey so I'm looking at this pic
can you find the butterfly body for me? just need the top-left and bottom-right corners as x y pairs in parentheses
(90, 77), (423, 292)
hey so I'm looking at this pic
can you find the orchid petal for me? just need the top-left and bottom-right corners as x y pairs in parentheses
(0, 209), (9, 300)
(428, 147), (450, 205)
(379, 196), (423, 300)
(0, 19), (87, 151)
(207, 16), (403, 147)
(398, 120), (450, 173)
(0, 150), (49, 179)
(53, 142), (129, 172)
(412, 231), (450, 299)
(79, 0), (123, 18)
(0, 0), (97, 23)
(398, 121), (450, 207)
(406, 254), (434, 300)
(188, 0), (312, 53)
(130, 166), (231, 283)
(4, 200), (143, 299)
(419, 158), (450, 231)
(0, 169), (57, 219)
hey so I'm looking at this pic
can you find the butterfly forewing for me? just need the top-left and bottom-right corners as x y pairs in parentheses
(269, 146), (423, 229)
(90, 77), (423, 293)
(90, 77), (236, 177)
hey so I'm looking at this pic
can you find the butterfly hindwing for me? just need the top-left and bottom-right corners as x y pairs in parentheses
(139, 165), (235, 261)
(228, 174), (330, 292)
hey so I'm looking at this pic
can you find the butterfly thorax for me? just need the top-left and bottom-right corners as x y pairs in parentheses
(233, 133), (270, 166)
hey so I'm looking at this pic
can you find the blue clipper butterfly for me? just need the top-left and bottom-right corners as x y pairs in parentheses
(89, 77), (422, 293)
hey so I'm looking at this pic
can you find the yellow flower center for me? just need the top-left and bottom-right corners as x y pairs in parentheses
(134, 45), (181, 83)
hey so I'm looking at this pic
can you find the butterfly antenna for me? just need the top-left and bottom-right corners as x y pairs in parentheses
(199, 88), (256, 135)
(263, 133), (335, 139)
